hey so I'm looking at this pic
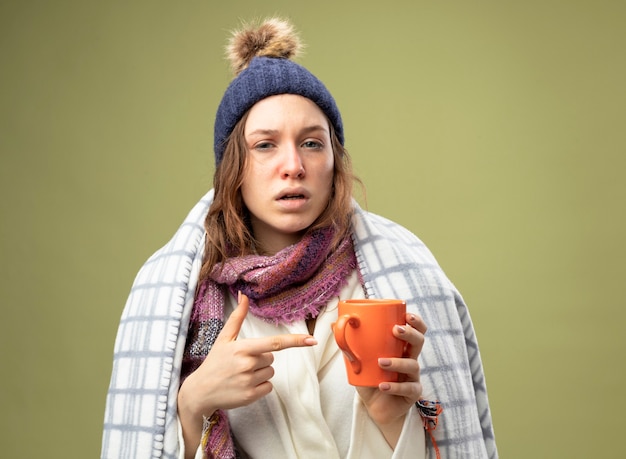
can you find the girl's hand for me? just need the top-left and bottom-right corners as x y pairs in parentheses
(177, 293), (317, 457)
(355, 313), (427, 448)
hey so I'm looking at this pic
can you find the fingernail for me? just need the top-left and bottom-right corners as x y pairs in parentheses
(379, 383), (391, 391)
(304, 337), (318, 346)
(396, 325), (406, 334)
(379, 358), (392, 367)
(238, 291), (242, 302)
(409, 314), (417, 322)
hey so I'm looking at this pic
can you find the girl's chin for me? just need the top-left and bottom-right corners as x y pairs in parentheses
(253, 225), (312, 251)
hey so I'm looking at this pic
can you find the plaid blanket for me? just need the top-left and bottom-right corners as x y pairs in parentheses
(101, 189), (497, 458)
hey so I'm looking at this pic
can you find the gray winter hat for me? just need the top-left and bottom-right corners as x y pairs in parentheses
(213, 18), (344, 165)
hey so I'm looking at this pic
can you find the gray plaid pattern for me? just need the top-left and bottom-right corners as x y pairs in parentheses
(352, 210), (497, 458)
(101, 190), (497, 458)
(101, 192), (212, 459)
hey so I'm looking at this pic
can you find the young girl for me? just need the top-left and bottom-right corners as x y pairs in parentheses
(102, 18), (497, 459)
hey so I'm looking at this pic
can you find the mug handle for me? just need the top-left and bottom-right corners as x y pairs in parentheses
(333, 314), (362, 374)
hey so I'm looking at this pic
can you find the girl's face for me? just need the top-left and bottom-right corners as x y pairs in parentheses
(241, 94), (334, 254)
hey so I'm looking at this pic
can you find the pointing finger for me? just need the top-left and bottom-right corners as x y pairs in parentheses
(248, 333), (318, 355)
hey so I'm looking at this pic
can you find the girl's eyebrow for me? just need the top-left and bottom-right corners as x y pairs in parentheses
(301, 125), (329, 136)
(246, 125), (329, 138)
(246, 128), (279, 138)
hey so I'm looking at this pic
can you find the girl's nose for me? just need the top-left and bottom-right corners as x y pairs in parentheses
(280, 145), (305, 179)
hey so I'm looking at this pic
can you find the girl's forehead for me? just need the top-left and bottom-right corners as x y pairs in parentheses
(245, 95), (329, 137)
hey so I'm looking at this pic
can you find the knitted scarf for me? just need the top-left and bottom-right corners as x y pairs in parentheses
(181, 226), (357, 459)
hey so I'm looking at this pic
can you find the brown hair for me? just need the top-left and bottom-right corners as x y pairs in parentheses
(198, 111), (360, 283)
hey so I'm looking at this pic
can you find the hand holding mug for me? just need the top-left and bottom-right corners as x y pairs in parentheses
(332, 299), (428, 442)
(332, 299), (407, 386)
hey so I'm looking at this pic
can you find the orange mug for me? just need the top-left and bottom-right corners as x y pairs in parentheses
(332, 299), (406, 387)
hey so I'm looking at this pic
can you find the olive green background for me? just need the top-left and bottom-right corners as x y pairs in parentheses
(1, 1), (624, 457)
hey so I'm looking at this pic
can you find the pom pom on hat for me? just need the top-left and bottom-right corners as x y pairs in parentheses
(226, 17), (303, 76)
(213, 17), (344, 165)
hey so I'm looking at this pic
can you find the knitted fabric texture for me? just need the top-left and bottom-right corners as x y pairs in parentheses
(181, 227), (357, 458)
(202, 411), (233, 459)
(213, 56), (344, 164)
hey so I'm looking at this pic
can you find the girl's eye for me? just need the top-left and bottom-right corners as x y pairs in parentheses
(254, 142), (274, 151)
(302, 140), (323, 149)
